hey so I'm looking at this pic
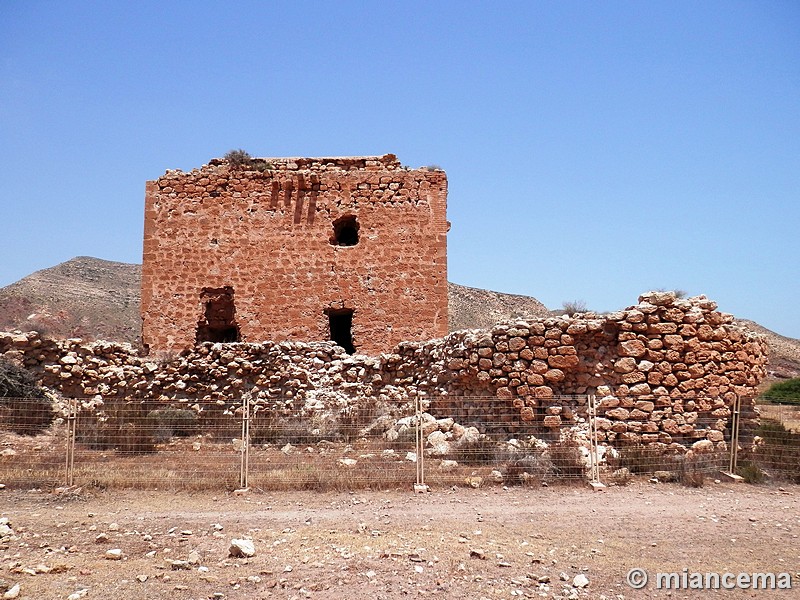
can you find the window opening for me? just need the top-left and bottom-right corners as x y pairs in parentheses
(330, 215), (359, 246)
(327, 308), (355, 354)
(196, 286), (240, 343)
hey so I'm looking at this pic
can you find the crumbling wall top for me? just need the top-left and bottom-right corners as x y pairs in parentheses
(158, 153), (424, 180)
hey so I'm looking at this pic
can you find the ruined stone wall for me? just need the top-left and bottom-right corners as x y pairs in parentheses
(1, 292), (769, 450)
(142, 154), (449, 355)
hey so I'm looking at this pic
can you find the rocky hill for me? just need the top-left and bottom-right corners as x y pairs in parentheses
(737, 319), (800, 381)
(0, 257), (141, 343)
(0, 257), (797, 379)
(447, 282), (550, 331)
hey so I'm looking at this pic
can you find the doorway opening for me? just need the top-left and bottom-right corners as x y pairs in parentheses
(196, 286), (240, 343)
(327, 308), (355, 354)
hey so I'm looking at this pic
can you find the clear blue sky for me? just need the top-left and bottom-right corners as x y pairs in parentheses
(1, 1), (798, 338)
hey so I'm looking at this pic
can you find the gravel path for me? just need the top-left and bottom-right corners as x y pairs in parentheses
(1, 481), (798, 599)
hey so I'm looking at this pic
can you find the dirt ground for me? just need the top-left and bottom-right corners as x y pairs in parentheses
(1, 481), (798, 600)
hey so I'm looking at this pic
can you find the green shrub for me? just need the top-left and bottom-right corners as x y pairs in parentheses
(655, 288), (687, 299)
(252, 159), (274, 172)
(448, 435), (501, 465)
(761, 378), (800, 405)
(76, 403), (158, 454)
(736, 460), (765, 484)
(678, 455), (706, 488)
(610, 444), (679, 475)
(223, 150), (273, 173)
(547, 435), (586, 478)
(0, 359), (54, 435)
(0, 359), (44, 398)
(249, 414), (322, 446)
(148, 408), (199, 440)
(225, 149), (253, 169)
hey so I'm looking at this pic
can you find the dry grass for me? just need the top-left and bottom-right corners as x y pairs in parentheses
(71, 449), (241, 491)
(2, 432), (586, 493)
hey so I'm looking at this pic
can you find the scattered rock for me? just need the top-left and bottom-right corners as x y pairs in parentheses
(573, 573), (589, 588)
(229, 539), (256, 558)
(653, 470), (675, 482)
(465, 476), (482, 489)
(2, 584), (20, 600)
(0, 519), (12, 538)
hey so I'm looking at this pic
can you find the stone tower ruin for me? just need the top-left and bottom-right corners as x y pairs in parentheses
(141, 154), (449, 355)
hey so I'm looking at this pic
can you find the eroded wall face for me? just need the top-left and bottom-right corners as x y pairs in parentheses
(141, 155), (448, 355)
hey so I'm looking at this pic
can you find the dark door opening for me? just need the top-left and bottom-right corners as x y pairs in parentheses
(328, 309), (355, 354)
(196, 287), (240, 343)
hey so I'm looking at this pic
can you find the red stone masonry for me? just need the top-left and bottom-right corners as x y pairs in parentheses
(141, 154), (449, 355)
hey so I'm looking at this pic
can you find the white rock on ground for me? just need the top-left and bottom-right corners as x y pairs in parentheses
(0, 519), (12, 538)
(229, 538), (256, 558)
(573, 573), (590, 588)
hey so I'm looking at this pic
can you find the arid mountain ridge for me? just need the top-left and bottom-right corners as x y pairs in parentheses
(1, 256), (797, 379)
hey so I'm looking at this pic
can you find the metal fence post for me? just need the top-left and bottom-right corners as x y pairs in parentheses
(65, 398), (77, 487)
(728, 394), (742, 475)
(414, 394), (428, 492)
(587, 394), (604, 488)
(240, 394), (250, 489)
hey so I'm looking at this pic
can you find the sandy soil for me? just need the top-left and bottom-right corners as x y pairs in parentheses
(1, 481), (799, 599)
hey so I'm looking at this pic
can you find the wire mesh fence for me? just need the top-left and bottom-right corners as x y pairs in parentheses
(2, 394), (797, 491)
(736, 398), (800, 483)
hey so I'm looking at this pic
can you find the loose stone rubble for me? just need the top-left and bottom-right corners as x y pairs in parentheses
(0, 291), (768, 455)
